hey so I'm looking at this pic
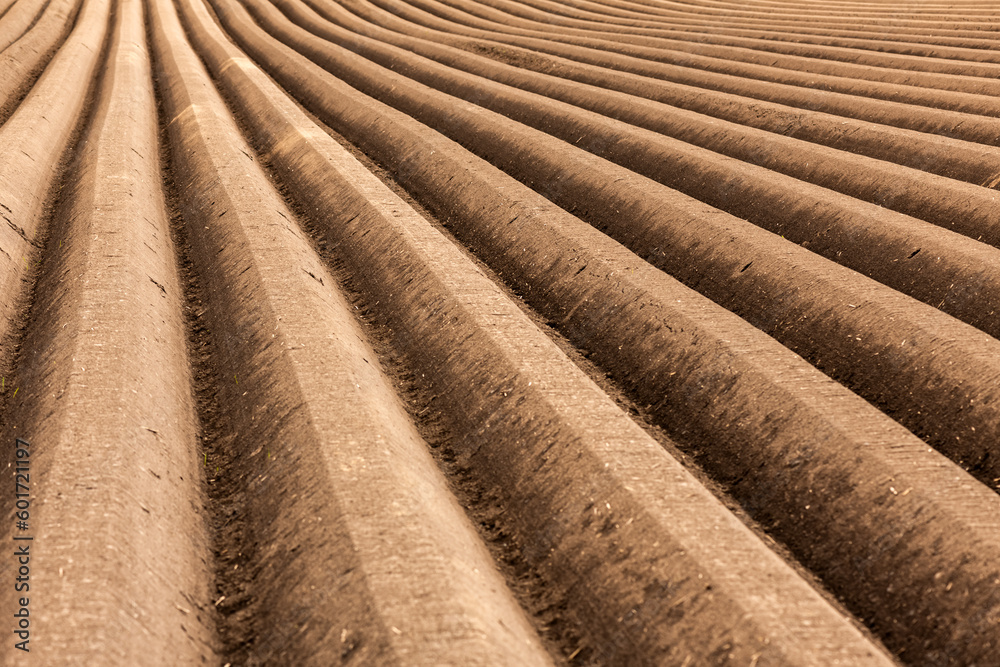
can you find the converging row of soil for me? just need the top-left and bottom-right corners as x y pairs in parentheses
(0, 0), (999, 664)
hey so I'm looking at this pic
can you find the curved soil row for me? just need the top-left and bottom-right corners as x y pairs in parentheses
(576, 0), (1000, 21)
(147, 0), (564, 663)
(0, 0), (50, 52)
(367, 0), (1000, 146)
(240, 0), (1000, 487)
(459, 0), (1000, 72)
(645, 0), (1000, 19)
(0, 0), (109, 381)
(406, 0), (1000, 79)
(0, 0), (217, 661)
(3, 0), (1000, 663)
(0, 0), (81, 117)
(202, 0), (1000, 661)
(0, 0), (21, 22)
(297, 0), (1000, 258)
(494, 0), (1000, 35)
(603, 13), (1000, 62)
(172, 0), (908, 664)
(425, 0), (1000, 90)
(339, 0), (1000, 187)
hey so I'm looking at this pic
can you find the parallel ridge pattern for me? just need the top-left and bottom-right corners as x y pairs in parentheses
(0, 0), (999, 664)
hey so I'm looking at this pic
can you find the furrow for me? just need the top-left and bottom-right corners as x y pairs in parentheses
(0, 0), (18, 21)
(602, 14), (1000, 62)
(5, 0), (1000, 664)
(369, 0), (1000, 146)
(443, 0), (1000, 75)
(0, 0), (110, 386)
(484, 0), (1000, 37)
(337, 0), (1000, 187)
(296, 0), (1000, 271)
(196, 0), (1000, 661)
(660, 0), (1000, 19)
(0, 0), (218, 662)
(173, 0), (907, 663)
(0, 0), (82, 123)
(0, 0), (50, 52)
(241, 0), (1000, 498)
(626, 0), (999, 18)
(146, 0), (560, 663)
(424, 0), (1000, 91)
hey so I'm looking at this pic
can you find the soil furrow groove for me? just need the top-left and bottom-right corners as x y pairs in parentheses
(0, 0), (218, 661)
(8, 0), (1000, 662)
(232, 0), (1000, 488)
(172, 0), (904, 663)
(149, 0), (559, 661)
(198, 0), (1000, 661)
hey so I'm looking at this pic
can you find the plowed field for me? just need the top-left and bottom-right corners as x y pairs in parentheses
(2, 0), (1000, 664)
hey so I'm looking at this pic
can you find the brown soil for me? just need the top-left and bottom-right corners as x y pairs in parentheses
(2, 0), (1000, 664)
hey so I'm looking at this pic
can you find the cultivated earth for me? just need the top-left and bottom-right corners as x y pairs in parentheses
(1, 0), (999, 664)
